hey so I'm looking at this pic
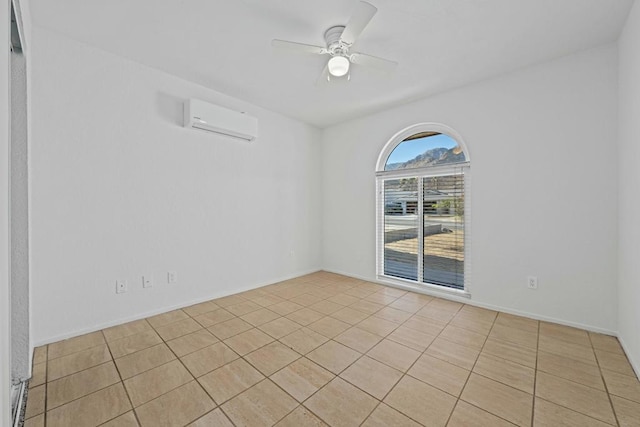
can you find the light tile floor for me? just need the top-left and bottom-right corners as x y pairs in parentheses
(24, 271), (640, 426)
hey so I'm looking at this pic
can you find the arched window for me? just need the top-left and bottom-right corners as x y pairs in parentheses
(376, 124), (470, 294)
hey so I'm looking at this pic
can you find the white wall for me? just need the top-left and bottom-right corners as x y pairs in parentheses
(29, 27), (322, 344)
(11, 48), (29, 382)
(322, 45), (619, 333)
(618, 0), (640, 375)
(1, 1), (13, 424)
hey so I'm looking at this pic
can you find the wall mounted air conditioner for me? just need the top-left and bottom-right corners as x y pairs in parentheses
(184, 99), (258, 141)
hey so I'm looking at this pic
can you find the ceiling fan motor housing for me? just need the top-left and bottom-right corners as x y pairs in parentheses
(324, 25), (350, 57)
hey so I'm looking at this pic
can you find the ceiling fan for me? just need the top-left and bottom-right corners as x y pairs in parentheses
(272, 1), (397, 83)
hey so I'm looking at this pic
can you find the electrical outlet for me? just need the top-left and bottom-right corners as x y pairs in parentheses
(116, 279), (128, 294)
(167, 271), (177, 284)
(142, 275), (153, 288)
(527, 276), (538, 289)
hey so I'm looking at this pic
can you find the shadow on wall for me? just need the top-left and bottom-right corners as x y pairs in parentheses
(155, 92), (185, 127)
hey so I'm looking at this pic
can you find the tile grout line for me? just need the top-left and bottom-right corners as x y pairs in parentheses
(359, 297), (465, 426)
(46, 344), (115, 383)
(535, 334), (628, 424)
(592, 342), (640, 368)
(530, 318), (540, 427)
(147, 311), (231, 420)
(442, 303), (493, 427)
(312, 338), (382, 425)
(444, 309), (525, 427)
(124, 311), (233, 425)
(256, 378), (310, 426)
(120, 316), (203, 422)
(186, 349), (239, 427)
(95, 329), (142, 427)
(45, 341), (106, 363)
(217, 405), (239, 427)
(44, 361), (121, 412)
(373, 299), (495, 424)
(357, 299), (439, 426)
(43, 344), (48, 427)
(203, 342), (308, 415)
(176, 300), (320, 425)
(44, 348), (129, 424)
(535, 349), (621, 390)
(220, 277), (362, 424)
(526, 323), (622, 426)
(335, 295), (479, 425)
(590, 332), (622, 427)
(356, 334), (424, 426)
(271, 290), (420, 426)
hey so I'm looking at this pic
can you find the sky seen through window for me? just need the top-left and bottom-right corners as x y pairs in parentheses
(386, 133), (459, 165)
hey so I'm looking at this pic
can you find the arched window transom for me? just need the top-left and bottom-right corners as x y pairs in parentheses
(385, 132), (467, 171)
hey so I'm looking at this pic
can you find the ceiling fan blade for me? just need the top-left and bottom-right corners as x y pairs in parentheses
(350, 52), (398, 72)
(340, 1), (378, 45)
(316, 64), (331, 85)
(272, 39), (328, 55)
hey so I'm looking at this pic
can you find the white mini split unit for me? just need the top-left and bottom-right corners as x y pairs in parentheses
(184, 99), (258, 141)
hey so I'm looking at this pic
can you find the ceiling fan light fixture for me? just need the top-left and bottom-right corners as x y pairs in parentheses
(272, 2), (397, 83)
(328, 56), (350, 77)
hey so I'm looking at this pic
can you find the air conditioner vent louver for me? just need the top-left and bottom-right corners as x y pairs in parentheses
(184, 99), (258, 141)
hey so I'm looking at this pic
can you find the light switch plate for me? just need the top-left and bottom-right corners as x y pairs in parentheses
(142, 275), (153, 288)
(116, 279), (128, 294)
(167, 271), (177, 284)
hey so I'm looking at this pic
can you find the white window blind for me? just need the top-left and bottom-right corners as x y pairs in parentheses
(377, 163), (470, 292)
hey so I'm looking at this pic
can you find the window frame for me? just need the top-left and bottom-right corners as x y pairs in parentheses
(376, 123), (472, 297)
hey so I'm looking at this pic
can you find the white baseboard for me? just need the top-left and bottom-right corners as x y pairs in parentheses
(34, 266), (625, 356)
(33, 267), (321, 347)
(617, 335), (640, 379)
(322, 268), (618, 336)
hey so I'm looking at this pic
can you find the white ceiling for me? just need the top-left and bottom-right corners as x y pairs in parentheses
(28, 0), (634, 128)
